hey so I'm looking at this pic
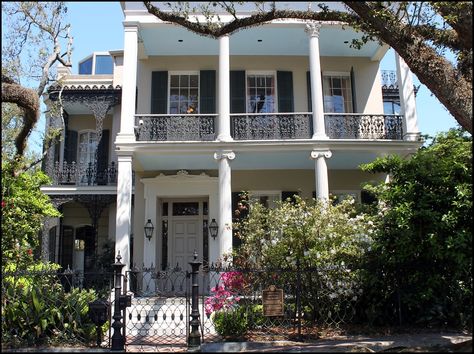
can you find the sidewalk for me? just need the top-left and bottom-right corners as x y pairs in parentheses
(3, 331), (472, 352)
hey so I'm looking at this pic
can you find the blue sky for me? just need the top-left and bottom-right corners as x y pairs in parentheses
(30, 1), (459, 152)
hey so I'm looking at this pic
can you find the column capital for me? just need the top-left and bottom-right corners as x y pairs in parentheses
(305, 22), (322, 38)
(214, 150), (235, 161)
(310, 149), (332, 159)
(123, 22), (139, 31)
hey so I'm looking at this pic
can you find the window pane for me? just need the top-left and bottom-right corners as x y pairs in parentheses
(79, 58), (92, 75)
(170, 75), (179, 87)
(170, 88), (179, 101)
(248, 76), (255, 87)
(95, 55), (113, 74)
(190, 75), (198, 87)
(180, 75), (189, 86)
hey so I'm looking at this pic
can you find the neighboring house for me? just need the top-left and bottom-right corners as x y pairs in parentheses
(40, 2), (421, 274)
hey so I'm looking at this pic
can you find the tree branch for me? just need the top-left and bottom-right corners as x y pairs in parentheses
(2, 75), (40, 157)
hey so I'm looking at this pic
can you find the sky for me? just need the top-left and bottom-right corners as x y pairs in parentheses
(30, 1), (459, 152)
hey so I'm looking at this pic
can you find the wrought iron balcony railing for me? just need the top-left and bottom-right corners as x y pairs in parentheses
(325, 114), (403, 139)
(231, 112), (312, 140)
(50, 161), (118, 186)
(132, 112), (403, 141)
(134, 114), (216, 141)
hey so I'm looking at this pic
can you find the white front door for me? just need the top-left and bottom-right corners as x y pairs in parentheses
(171, 217), (201, 268)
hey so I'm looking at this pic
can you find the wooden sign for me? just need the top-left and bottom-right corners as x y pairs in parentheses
(262, 285), (284, 317)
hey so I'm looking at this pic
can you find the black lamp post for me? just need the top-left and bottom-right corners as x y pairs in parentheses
(208, 218), (218, 240)
(144, 219), (154, 242)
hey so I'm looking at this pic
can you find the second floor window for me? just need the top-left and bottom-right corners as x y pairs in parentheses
(323, 74), (353, 113)
(247, 74), (276, 113)
(78, 131), (98, 166)
(169, 73), (199, 114)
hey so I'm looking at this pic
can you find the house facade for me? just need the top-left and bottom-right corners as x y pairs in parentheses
(40, 2), (421, 274)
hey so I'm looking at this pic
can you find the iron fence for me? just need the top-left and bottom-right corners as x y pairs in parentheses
(1, 268), (114, 350)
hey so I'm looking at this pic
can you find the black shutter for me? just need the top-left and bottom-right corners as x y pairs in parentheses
(60, 226), (74, 272)
(350, 67), (357, 113)
(282, 191), (299, 205)
(230, 70), (246, 113)
(277, 71), (294, 112)
(200, 70), (216, 113)
(64, 130), (77, 163)
(96, 129), (109, 185)
(151, 71), (168, 114)
(306, 71), (312, 112)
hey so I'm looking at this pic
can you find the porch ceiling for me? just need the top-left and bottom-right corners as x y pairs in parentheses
(133, 148), (398, 172)
(139, 23), (383, 58)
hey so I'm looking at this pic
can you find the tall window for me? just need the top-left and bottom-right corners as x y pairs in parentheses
(247, 74), (276, 113)
(169, 73), (199, 114)
(322, 74), (353, 113)
(383, 100), (401, 114)
(78, 131), (98, 166)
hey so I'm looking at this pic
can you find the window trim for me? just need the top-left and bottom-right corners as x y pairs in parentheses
(321, 71), (353, 113)
(248, 190), (282, 208)
(245, 70), (279, 113)
(168, 71), (200, 114)
(77, 129), (98, 165)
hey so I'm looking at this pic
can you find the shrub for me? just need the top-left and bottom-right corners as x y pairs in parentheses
(212, 307), (248, 339)
(2, 262), (100, 348)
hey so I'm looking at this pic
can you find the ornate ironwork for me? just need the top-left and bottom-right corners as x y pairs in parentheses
(381, 70), (398, 90)
(135, 114), (216, 141)
(325, 114), (403, 140)
(51, 161), (118, 186)
(231, 113), (312, 140)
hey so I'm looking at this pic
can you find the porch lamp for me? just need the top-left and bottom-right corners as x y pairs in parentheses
(209, 219), (219, 240)
(144, 219), (154, 242)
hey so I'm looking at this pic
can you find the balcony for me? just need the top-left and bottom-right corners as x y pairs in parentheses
(50, 161), (118, 186)
(135, 114), (216, 141)
(134, 113), (403, 141)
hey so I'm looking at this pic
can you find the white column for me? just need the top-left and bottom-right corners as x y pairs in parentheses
(116, 22), (138, 144)
(115, 154), (133, 272)
(395, 52), (420, 141)
(217, 35), (232, 142)
(213, 150), (235, 261)
(310, 150), (332, 200)
(305, 22), (328, 140)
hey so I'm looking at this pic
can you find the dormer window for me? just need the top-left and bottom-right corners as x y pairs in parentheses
(78, 53), (113, 75)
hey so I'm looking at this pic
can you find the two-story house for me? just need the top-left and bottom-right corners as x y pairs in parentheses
(40, 2), (421, 275)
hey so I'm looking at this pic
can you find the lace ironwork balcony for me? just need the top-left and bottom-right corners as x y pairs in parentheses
(325, 114), (403, 140)
(134, 114), (216, 141)
(231, 113), (312, 140)
(51, 161), (118, 186)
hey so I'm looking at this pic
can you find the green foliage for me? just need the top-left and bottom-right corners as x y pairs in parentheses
(1, 161), (61, 268)
(359, 129), (472, 328)
(211, 306), (248, 339)
(234, 195), (375, 269)
(2, 262), (99, 348)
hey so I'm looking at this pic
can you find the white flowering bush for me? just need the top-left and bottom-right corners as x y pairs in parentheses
(233, 194), (376, 324)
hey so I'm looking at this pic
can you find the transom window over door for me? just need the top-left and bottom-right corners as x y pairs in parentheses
(247, 73), (276, 113)
(169, 73), (199, 114)
(322, 73), (353, 113)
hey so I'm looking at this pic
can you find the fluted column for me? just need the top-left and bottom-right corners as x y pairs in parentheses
(115, 154), (132, 272)
(395, 52), (420, 141)
(310, 149), (332, 200)
(116, 22), (138, 144)
(305, 22), (328, 140)
(213, 150), (235, 261)
(217, 35), (232, 142)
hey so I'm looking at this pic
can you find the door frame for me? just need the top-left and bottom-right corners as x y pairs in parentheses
(161, 198), (208, 270)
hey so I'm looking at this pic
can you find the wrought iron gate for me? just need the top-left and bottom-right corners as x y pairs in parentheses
(124, 265), (190, 350)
